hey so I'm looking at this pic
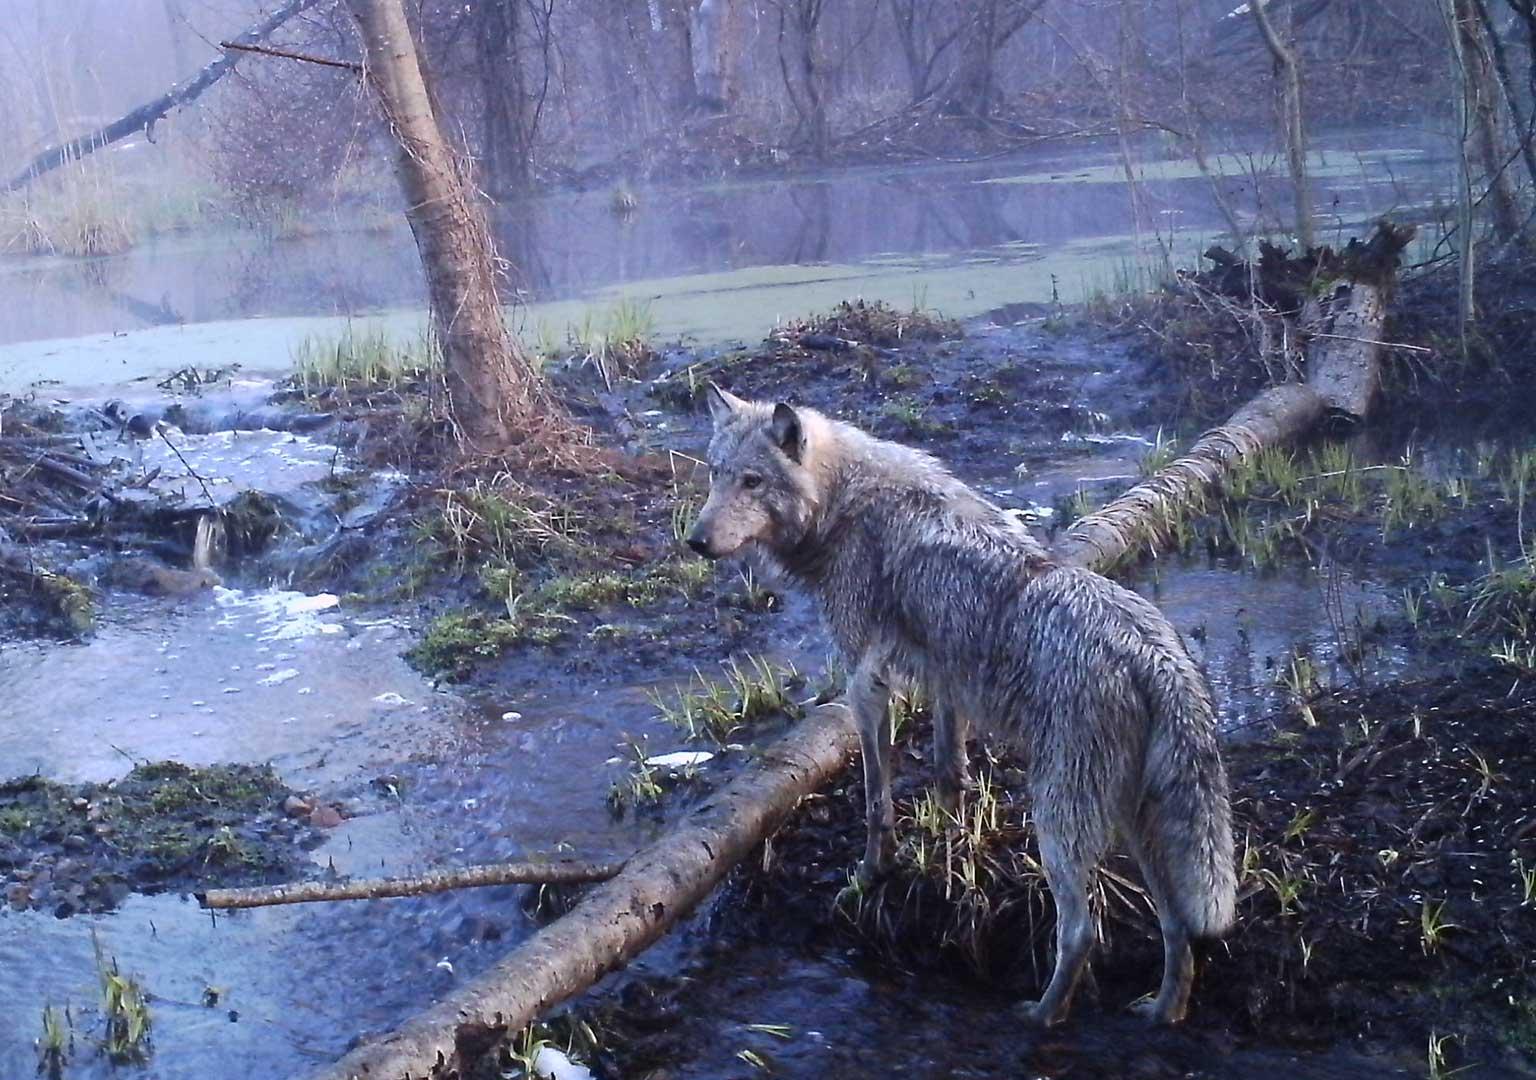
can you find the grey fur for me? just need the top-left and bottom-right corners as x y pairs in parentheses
(688, 385), (1236, 1026)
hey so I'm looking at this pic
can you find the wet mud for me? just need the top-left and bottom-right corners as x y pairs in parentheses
(0, 762), (324, 918)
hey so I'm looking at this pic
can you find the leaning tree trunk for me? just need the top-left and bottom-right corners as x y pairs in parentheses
(1250, 0), (1316, 252)
(306, 225), (1413, 1080)
(347, 0), (543, 449)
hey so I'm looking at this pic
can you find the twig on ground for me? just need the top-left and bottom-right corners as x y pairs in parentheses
(198, 858), (624, 910)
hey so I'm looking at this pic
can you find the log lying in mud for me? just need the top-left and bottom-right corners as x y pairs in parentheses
(199, 859), (623, 910)
(309, 223), (1415, 1080)
(308, 704), (859, 1080)
(1052, 382), (1325, 570)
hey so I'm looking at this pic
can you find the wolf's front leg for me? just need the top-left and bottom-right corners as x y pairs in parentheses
(931, 694), (971, 816)
(850, 656), (895, 883)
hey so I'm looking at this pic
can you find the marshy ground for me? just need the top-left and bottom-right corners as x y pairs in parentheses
(3, 233), (1536, 1077)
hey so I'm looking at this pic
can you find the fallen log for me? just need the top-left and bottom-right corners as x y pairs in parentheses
(307, 225), (1413, 1080)
(1052, 383), (1325, 570)
(3, 0), (321, 193)
(1299, 222), (1416, 421)
(199, 858), (623, 910)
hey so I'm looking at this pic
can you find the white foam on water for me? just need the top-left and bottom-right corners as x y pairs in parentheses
(214, 587), (343, 641)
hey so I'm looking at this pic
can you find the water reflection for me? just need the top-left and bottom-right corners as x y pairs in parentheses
(0, 130), (1448, 350)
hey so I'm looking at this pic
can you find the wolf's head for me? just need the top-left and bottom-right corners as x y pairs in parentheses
(686, 385), (820, 560)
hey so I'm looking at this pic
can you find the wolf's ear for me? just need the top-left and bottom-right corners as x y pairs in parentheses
(771, 402), (804, 462)
(705, 382), (745, 427)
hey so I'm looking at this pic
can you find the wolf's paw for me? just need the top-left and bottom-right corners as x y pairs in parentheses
(1127, 997), (1184, 1026)
(1016, 999), (1065, 1028)
(935, 778), (969, 819)
(856, 853), (894, 888)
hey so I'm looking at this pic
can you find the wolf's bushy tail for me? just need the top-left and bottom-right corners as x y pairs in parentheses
(1137, 641), (1237, 938)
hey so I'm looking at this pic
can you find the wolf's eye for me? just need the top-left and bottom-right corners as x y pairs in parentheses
(741, 473), (763, 490)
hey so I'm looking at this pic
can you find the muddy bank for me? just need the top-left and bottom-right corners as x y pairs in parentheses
(1, 762), (325, 917)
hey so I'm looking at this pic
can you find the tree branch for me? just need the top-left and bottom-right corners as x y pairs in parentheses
(3, 0), (323, 193)
(218, 39), (361, 73)
(198, 858), (623, 910)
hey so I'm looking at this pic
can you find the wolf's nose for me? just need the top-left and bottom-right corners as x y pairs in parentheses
(686, 536), (712, 557)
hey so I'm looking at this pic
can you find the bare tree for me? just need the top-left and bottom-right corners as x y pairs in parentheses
(1250, 0), (1316, 251)
(1447, 0), (1525, 240)
(1441, 0), (1481, 344)
(775, 0), (829, 160)
(687, 0), (733, 111)
(346, 0), (547, 448)
(475, 0), (556, 195)
(941, 0), (1048, 120)
(887, 0), (967, 106)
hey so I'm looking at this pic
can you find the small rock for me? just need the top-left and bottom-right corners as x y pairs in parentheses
(62, 834), (90, 853)
(283, 795), (315, 818)
(71, 797), (89, 811)
(308, 804), (344, 829)
(5, 883), (31, 909)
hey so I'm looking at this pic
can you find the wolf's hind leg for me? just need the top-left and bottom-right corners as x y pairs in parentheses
(1021, 832), (1097, 1027)
(851, 656), (895, 883)
(1126, 838), (1195, 1024)
(931, 694), (970, 815)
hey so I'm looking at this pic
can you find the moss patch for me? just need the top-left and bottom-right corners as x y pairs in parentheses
(0, 762), (321, 916)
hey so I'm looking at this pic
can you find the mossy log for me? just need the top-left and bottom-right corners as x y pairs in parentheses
(308, 224), (1414, 1080)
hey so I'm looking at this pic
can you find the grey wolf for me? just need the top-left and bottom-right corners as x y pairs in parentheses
(685, 385), (1235, 1026)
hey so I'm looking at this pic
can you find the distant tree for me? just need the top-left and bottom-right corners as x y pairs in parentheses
(774, 0), (829, 160)
(473, 0), (557, 195)
(887, 0), (967, 106)
(940, 0), (1048, 120)
(1250, 0), (1316, 251)
(687, 0), (733, 111)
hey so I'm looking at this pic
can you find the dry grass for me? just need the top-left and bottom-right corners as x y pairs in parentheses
(774, 298), (963, 349)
